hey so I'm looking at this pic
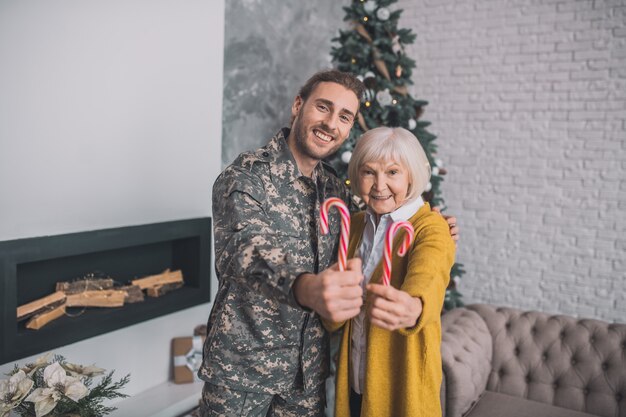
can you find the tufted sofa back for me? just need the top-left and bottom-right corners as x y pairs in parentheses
(467, 304), (626, 417)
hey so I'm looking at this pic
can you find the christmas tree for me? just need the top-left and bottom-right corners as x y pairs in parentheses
(327, 0), (464, 309)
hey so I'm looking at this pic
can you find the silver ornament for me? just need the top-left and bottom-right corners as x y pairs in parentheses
(376, 7), (390, 21)
(375, 89), (392, 106)
(432, 167), (440, 176)
(424, 181), (432, 192)
(363, 88), (375, 103)
(363, 0), (377, 13)
(408, 118), (417, 130)
(341, 151), (352, 164)
(364, 71), (376, 79)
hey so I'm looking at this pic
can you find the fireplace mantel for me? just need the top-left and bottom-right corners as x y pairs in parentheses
(0, 218), (211, 364)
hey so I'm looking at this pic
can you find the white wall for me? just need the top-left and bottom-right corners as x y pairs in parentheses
(398, 0), (626, 322)
(0, 0), (224, 397)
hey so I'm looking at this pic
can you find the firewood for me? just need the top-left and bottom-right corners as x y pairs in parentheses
(17, 291), (66, 321)
(132, 269), (184, 290)
(56, 278), (114, 294)
(65, 290), (126, 307)
(26, 304), (66, 330)
(119, 285), (144, 303)
(146, 281), (183, 297)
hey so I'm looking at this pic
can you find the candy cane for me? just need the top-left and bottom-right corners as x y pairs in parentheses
(382, 221), (415, 286)
(320, 197), (351, 271)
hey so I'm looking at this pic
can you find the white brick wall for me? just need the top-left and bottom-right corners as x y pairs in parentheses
(397, 0), (626, 322)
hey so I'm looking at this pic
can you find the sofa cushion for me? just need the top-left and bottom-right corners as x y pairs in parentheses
(465, 391), (599, 417)
(441, 308), (493, 417)
(467, 304), (626, 417)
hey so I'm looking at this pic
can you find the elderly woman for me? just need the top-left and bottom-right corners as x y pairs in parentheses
(326, 127), (456, 417)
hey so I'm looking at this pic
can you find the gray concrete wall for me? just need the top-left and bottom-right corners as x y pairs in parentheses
(222, 0), (345, 166)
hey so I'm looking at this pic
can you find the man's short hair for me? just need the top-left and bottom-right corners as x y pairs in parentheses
(298, 69), (365, 103)
(348, 127), (431, 202)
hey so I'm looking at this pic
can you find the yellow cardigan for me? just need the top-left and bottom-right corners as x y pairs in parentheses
(327, 203), (456, 417)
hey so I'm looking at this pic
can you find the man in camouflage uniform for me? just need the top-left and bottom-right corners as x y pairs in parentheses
(199, 70), (366, 417)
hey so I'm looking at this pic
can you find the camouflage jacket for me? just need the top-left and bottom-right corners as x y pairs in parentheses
(199, 128), (352, 394)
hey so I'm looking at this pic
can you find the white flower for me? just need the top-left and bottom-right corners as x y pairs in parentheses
(0, 370), (34, 417)
(24, 388), (61, 417)
(62, 363), (105, 378)
(25, 362), (89, 417)
(20, 353), (52, 376)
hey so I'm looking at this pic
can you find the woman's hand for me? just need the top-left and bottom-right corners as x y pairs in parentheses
(366, 284), (423, 331)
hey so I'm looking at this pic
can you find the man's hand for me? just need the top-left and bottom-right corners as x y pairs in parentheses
(432, 206), (459, 242)
(367, 284), (423, 331)
(293, 258), (364, 322)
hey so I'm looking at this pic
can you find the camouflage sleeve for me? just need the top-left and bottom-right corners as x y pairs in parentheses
(212, 167), (306, 309)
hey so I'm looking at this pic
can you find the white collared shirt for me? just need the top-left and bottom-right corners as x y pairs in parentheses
(350, 197), (423, 394)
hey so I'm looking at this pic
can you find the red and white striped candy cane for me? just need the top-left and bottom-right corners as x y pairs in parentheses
(320, 197), (351, 271)
(382, 221), (415, 286)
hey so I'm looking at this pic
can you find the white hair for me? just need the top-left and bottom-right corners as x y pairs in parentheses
(348, 127), (431, 201)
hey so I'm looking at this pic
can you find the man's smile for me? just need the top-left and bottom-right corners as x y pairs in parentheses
(313, 128), (333, 143)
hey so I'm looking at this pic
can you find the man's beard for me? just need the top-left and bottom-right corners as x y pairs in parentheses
(292, 111), (343, 161)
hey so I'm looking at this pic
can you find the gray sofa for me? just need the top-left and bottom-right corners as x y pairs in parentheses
(440, 304), (626, 417)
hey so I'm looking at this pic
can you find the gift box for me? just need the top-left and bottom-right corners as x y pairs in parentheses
(172, 335), (205, 384)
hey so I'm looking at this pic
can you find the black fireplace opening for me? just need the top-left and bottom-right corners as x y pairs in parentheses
(1, 218), (212, 364)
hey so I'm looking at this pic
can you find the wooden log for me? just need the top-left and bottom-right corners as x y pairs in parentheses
(132, 269), (184, 290)
(146, 281), (183, 298)
(65, 290), (126, 307)
(56, 278), (114, 294)
(120, 285), (145, 303)
(26, 304), (66, 330)
(17, 291), (66, 321)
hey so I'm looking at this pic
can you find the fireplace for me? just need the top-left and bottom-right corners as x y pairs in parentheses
(0, 218), (211, 364)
